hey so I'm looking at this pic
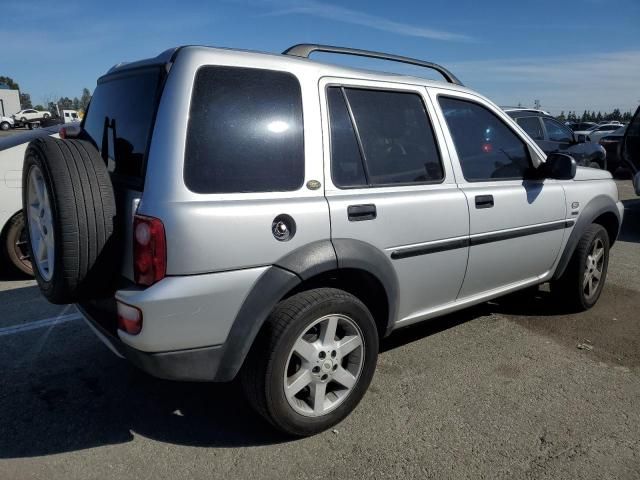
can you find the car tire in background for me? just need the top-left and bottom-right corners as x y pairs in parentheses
(551, 223), (610, 311)
(588, 161), (601, 169)
(43, 113), (50, 119)
(1, 212), (33, 276)
(20, 117), (27, 123)
(22, 137), (118, 304)
(242, 288), (379, 437)
(0, 121), (10, 131)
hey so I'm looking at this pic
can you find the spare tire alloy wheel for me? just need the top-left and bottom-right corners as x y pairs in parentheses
(26, 165), (55, 281)
(285, 314), (364, 417)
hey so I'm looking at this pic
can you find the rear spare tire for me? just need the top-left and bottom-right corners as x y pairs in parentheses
(22, 137), (117, 304)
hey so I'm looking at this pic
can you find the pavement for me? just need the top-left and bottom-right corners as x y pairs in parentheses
(0, 181), (638, 480)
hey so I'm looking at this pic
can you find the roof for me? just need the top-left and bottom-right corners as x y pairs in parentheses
(103, 44), (473, 95)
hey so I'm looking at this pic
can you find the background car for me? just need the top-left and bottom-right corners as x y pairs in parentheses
(574, 123), (624, 143)
(621, 106), (640, 195)
(566, 121), (596, 131)
(0, 126), (60, 276)
(505, 109), (607, 168)
(12, 109), (51, 123)
(0, 115), (14, 131)
(598, 126), (627, 173)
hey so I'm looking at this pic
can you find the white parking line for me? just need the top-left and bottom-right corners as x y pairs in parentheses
(0, 313), (82, 337)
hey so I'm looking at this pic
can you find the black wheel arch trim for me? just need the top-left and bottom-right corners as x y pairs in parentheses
(553, 195), (620, 280)
(215, 239), (399, 381)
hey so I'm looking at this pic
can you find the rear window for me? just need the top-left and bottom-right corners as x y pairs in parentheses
(184, 66), (304, 194)
(83, 68), (163, 185)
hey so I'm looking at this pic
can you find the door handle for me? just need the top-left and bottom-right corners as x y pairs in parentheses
(475, 195), (494, 209)
(348, 204), (377, 221)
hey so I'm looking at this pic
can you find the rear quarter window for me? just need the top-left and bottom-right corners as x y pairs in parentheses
(184, 66), (305, 194)
(82, 68), (163, 186)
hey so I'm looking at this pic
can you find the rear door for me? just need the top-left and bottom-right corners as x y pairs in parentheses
(321, 78), (469, 326)
(432, 91), (567, 298)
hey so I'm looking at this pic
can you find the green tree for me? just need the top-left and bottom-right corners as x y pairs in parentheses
(72, 97), (80, 110)
(58, 96), (73, 109)
(79, 88), (91, 111)
(19, 93), (32, 109)
(0, 76), (19, 90)
(33, 104), (45, 111)
(557, 111), (566, 122)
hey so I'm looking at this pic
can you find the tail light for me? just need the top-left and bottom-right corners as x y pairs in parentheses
(117, 301), (143, 335)
(133, 215), (166, 286)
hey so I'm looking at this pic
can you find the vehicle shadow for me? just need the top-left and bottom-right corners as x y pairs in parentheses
(0, 274), (630, 458)
(0, 338), (291, 458)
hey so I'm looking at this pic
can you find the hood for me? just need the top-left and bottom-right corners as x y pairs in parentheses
(573, 166), (613, 181)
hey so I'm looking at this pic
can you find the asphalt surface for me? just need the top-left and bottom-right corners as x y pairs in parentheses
(1, 181), (639, 479)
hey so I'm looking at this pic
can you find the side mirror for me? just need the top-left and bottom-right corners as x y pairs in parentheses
(576, 134), (586, 143)
(540, 152), (577, 180)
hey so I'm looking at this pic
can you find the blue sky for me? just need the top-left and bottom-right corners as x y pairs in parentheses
(3, 0), (639, 114)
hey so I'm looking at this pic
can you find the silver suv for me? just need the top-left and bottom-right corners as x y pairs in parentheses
(22, 44), (624, 436)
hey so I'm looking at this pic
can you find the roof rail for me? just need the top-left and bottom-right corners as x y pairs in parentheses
(283, 44), (463, 86)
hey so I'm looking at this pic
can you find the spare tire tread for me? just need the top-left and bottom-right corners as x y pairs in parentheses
(22, 136), (117, 304)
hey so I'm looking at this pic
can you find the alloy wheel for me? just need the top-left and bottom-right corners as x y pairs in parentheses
(26, 166), (54, 281)
(284, 314), (365, 417)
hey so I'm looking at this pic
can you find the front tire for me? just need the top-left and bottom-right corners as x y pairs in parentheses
(552, 224), (610, 311)
(0, 121), (9, 131)
(241, 288), (379, 437)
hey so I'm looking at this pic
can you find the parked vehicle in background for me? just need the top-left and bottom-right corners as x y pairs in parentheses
(0, 115), (14, 131)
(621, 106), (640, 195)
(13, 109), (50, 123)
(505, 109), (607, 168)
(22, 44), (623, 437)
(598, 126), (627, 173)
(61, 109), (80, 123)
(0, 126), (60, 275)
(567, 122), (596, 132)
(598, 120), (621, 126)
(575, 124), (625, 143)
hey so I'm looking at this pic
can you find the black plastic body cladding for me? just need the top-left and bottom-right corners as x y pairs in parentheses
(553, 195), (621, 280)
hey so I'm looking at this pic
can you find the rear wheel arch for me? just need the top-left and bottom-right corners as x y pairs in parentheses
(215, 239), (398, 381)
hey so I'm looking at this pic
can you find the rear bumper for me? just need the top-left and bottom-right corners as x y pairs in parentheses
(77, 303), (224, 381)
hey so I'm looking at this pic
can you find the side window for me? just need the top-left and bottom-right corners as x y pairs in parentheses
(185, 66), (304, 194)
(516, 116), (544, 140)
(328, 86), (443, 187)
(439, 97), (531, 181)
(542, 118), (573, 142)
(327, 88), (367, 187)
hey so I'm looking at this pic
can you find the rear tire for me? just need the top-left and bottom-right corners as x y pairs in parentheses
(2, 213), (33, 276)
(241, 288), (379, 437)
(551, 224), (609, 311)
(22, 137), (118, 304)
(0, 121), (9, 131)
(588, 161), (600, 169)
